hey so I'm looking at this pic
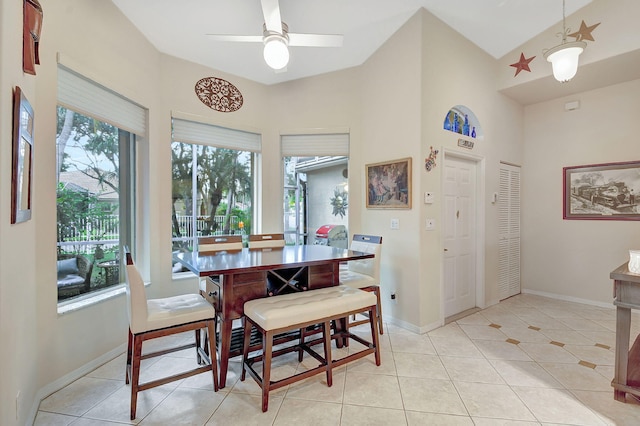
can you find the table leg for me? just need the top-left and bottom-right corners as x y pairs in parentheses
(334, 317), (347, 348)
(614, 305), (631, 401)
(218, 318), (234, 389)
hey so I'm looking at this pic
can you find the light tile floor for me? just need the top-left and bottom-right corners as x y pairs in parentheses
(35, 294), (640, 425)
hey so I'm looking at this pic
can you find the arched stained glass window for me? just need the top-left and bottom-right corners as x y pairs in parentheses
(443, 105), (482, 139)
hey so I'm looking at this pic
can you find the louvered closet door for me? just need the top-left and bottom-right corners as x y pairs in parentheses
(498, 163), (521, 300)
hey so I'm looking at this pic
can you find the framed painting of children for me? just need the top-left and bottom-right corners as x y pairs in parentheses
(366, 158), (412, 209)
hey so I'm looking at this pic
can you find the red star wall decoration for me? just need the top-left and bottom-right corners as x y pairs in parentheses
(568, 20), (600, 42)
(510, 52), (536, 77)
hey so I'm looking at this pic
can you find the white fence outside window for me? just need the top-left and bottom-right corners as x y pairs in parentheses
(58, 214), (240, 254)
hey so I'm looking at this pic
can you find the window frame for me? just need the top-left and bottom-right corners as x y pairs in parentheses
(56, 62), (143, 310)
(170, 119), (261, 271)
(171, 142), (260, 253)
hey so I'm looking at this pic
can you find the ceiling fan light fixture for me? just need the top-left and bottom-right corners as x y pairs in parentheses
(544, 0), (586, 83)
(263, 34), (289, 70)
(544, 40), (586, 82)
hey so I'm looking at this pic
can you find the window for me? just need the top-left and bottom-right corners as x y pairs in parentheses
(281, 134), (349, 246)
(171, 119), (260, 265)
(56, 107), (136, 301)
(56, 65), (142, 304)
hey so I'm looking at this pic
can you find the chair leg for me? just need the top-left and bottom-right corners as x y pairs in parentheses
(261, 330), (273, 412)
(342, 314), (351, 348)
(369, 305), (381, 366)
(195, 329), (202, 364)
(241, 318), (252, 382)
(202, 313), (218, 358)
(130, 334), (143, 420)
(297, 327), (305, 362)
(125, 328), (133, 384)
(322, 320), (333, 387)
(374, 287), (384, 335)
(207, 320), (219, 392)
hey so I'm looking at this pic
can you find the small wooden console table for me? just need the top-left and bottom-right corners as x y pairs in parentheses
(610, 262), (640, 402)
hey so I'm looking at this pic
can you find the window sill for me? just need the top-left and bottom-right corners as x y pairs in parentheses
(172, 271), (198, 281)
(57, 283), (146, 315)
(58, 273), (194, 315)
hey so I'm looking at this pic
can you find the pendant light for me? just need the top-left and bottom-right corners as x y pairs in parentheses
(543, 0), (586, 82)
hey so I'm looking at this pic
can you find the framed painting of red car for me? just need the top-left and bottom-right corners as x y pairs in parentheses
(563, 161), (640, 220)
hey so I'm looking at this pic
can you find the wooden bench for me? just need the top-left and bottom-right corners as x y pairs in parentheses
(241, 285), (381, 412)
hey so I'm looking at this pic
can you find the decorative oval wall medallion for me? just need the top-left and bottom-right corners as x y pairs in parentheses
(195, 77), (243, 113)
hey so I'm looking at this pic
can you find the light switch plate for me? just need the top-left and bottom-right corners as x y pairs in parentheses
(426, 218), (435, 230)
(424, 192), (434, 204)
(390, 218), (399, 230)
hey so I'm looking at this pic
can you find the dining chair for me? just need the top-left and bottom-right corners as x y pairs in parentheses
(197, 235), (244, 281)
(123, 247), (218, 420)
(339, 234), (384, 334)
(248, 233), (285, 249)
(198, 235), (243, 253)
(196, 235), (244, 356)
(196, 235), (244, 290)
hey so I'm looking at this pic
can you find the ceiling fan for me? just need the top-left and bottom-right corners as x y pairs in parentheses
(207, 0), (343, 70)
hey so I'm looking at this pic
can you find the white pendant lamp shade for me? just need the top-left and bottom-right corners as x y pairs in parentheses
(263, 35), (289, 70)
(544, 41), (586, 82)
(544, 0), (587, 83)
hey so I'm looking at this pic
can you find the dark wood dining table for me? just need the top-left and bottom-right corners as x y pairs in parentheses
(174, 244), (374, 388)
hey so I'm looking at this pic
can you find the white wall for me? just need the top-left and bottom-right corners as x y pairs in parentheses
(26, 2), (161, 425)
(1, 0), (638, 424)
(522, 79), (640, 304)
(416, 9), (525, 328)
(358, 12), (424, 329)
(156, 54), (270, 296)
(0, 0), (38, 423)
(357, 10), (525, 331)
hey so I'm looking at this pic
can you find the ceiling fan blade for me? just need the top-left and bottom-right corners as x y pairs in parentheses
(288, 33), (344, 47)
(261, 0), (283, 33)
(207, 34), (264, 43)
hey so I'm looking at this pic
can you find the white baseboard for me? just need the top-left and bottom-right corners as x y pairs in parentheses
(521, 289), (614, 310)
(27, 343), (126, 426)
(383, 315), (442, 335)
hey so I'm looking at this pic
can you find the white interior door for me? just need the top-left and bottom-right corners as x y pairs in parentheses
(443, 155), (477, 317)
(498, 163), (521, 300)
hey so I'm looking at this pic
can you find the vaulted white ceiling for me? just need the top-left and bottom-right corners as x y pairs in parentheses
(111, 0), (592, 86)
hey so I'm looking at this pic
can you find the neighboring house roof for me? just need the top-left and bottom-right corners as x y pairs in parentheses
(59, 169), (118, 201)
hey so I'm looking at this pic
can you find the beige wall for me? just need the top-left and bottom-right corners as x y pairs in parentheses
(496, 0), (640, 105)
(359, 13), (423, 328)
(416, 9), (525, 328)
(0, 0), (38, 424)
(1, 0), (638, 424)
(522, 79), (640, 304)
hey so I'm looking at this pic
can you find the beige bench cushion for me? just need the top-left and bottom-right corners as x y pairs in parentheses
(244, 286), (376, 331)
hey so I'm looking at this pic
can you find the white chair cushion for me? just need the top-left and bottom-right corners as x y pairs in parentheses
(244, 286), (376, 331)
(339, 269), (377, 289)
(348, 240), (381, 280)
(143, 294), (215, 333)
